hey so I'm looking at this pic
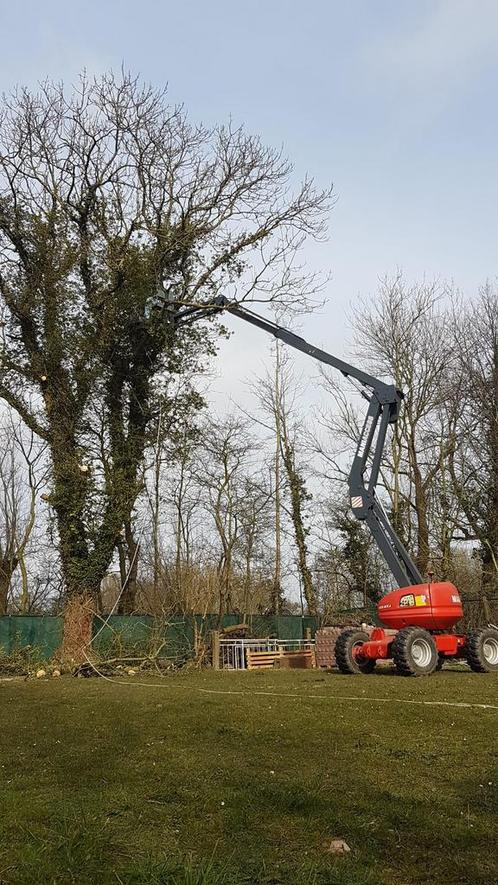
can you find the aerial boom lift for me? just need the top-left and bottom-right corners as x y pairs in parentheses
(170, 295), (498, 676)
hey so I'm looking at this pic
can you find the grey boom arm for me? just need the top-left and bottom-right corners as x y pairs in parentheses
(172, 295), (424, 588)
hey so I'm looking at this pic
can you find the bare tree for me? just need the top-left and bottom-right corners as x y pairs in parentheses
(142, 385), (205, 609)
(318, 274), (453, 579)
(198, 415), (256, 616)
(0, 72), (330, 652)
(352, 275), (453, 574)
(236, 472), (274, 615)
(0, 413), (47, 613)
(447, 284), (498, 594)
(254, 347), (318, 615)
(272, 341), (284, 612)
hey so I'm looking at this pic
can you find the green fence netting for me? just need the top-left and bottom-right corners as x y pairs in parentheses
(0, 613), (319, 660)
(1, 598), (495, 662)
(2, 596), (495, 662)
(0, 616), (63, 659)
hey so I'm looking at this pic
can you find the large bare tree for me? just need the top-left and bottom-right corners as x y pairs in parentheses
(0, 72), (330, 648)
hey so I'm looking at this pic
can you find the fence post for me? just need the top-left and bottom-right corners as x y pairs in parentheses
(305, 627), (312, 642)
(211, 630), (220, 670)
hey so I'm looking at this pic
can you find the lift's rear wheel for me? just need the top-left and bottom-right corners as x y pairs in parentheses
(392, 626), (438, 676)
(465, 627), (498, 672)
(335, 629), (375, 675)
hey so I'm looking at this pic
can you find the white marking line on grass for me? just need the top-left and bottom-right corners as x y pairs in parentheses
(198, 688), (498, 711)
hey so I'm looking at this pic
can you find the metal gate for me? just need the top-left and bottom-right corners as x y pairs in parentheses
(219, 638), (315, 670)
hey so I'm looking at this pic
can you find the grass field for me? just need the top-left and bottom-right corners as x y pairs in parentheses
(0, 667), (497, 885)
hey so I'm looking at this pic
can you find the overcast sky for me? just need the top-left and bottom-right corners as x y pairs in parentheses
(1, 0), (497, 408)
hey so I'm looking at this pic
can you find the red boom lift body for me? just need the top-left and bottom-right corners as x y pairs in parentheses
(167, 293), (498, 676)
(356, 582), (467, 663)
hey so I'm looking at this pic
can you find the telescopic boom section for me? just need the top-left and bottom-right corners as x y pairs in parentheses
(172, 296), (424, 588)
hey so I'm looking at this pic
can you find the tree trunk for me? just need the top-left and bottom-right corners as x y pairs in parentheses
(0, 572), (10, 616)
(60, 592), (95, 665)
(0, 555), (18, 615)
(118, 520), (140, 613)
(117, 539), (127, 589)
(280, 433), (318, 616)
(408, 438), (430, 577)
(272, 342), (283, 613)
(482, 545), (498, 596)
(50, 427), (115, 597)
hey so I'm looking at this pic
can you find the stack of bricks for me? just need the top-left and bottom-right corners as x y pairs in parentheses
(315, 624), (375, 668)
(315, 626), (344, 668)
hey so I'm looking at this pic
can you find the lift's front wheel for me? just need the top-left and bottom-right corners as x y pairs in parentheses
(465, 627), (498, 672)
(392, 626), (438, 676)
(335, 629), (376, 675)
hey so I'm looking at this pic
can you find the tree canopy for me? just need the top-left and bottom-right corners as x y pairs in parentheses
(0, 71), (331, 610)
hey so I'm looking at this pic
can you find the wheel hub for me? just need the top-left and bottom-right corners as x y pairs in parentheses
(411, 637), (433, 668)
(483, 636), (498, 665)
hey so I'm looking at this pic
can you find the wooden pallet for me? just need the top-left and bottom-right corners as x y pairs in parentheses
(246, 649), (315, 670)
(246, 650), (283, 670)
(278, 649), (315, 669)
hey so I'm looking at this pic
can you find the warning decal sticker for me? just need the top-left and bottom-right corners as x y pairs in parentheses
(415, 595), (428, 606)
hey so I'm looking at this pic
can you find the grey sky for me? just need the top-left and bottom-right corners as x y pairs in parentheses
(1, 0), (497, 405)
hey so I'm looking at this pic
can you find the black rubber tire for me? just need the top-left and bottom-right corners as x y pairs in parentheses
(335, 629), (376, 675)
(392, 626), (438, 677)
(436, 653), (445, 671)
(465, 627), (498, 673)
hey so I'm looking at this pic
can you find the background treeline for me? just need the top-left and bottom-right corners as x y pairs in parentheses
(0, 276), (497, 622)
(0, 74), (496, 626)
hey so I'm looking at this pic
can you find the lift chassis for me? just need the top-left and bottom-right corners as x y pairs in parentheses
(169, 294), (498, 677)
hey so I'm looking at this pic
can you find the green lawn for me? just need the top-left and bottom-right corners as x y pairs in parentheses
(0, 667), (497, 885)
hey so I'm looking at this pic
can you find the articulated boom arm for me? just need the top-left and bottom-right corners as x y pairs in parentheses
(172, 296), (424, 589)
